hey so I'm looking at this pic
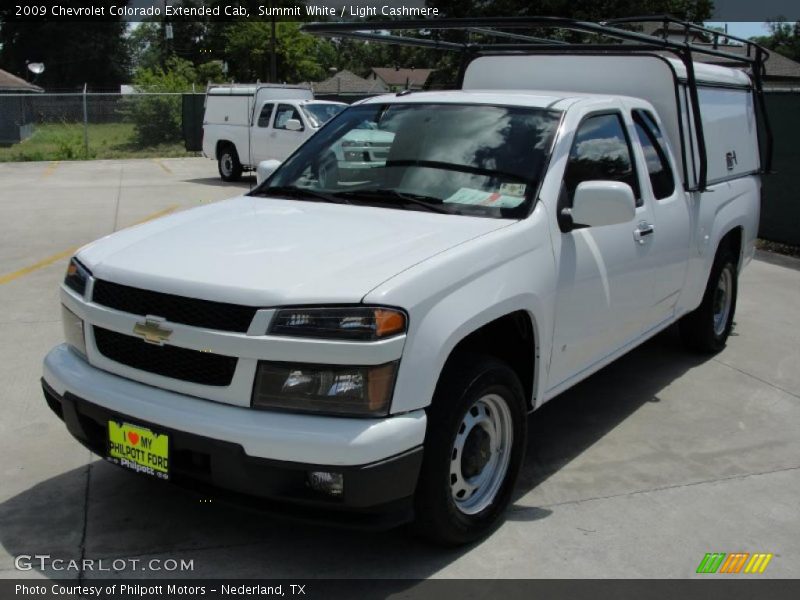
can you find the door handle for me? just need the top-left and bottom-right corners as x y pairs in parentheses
(633, 222), (655, 244)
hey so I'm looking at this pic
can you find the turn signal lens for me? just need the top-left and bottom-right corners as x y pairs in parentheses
(64, 257), (90, 296)
(269, 307), (407, 340)
(374, 309), (406, 338)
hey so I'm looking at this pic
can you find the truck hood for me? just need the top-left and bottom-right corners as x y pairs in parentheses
(78, 195), (511, 306)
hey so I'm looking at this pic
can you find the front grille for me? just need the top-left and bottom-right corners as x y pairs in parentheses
(92, 280), (258, 333)
(93, 327), (237, 386)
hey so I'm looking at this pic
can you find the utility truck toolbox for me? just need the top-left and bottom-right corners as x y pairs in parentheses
(43, 17), (771, 545)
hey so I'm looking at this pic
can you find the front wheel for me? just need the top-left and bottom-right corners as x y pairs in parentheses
(680, 248), (738, 353)
(413, 355), (527, 546)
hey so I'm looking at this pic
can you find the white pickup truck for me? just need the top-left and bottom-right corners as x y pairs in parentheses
(43, 21), (770, 545)
(201, 84), (346, 181)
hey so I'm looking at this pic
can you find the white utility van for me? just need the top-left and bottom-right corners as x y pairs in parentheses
(43, 18), (773, 545)
(201, 84), (346, 181)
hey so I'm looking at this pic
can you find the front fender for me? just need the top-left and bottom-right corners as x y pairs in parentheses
(365, 207), (557, 414)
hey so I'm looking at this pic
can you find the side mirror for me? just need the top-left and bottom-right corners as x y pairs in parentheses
(285, 118), (303, 132)
(256, 159), (281, 185)
(569, 181), (636, 229)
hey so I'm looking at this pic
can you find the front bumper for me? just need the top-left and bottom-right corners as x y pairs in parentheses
(42, 345), (426, 528)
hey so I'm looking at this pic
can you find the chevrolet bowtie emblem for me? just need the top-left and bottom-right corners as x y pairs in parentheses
(133, 318), (172, 345)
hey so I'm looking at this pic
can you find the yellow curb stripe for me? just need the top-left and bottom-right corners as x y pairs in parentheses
(41, 161), (60, 178)
(126, 204), (180, 227)
(0, 246), (79, 285)
(0, 205), (180, 285)
(153, 159), (173, 175)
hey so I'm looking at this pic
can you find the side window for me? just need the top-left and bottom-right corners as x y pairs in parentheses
(257, 103), (274, 128)
(632, 110), (675, 200)
(563, 113), (641, 207)
(274, 104), (304, 131)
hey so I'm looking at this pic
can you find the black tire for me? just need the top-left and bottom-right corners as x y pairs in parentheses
(413, 354), (527, 546)
(217, 145), (243, 182)
(679, 247), (738, 353)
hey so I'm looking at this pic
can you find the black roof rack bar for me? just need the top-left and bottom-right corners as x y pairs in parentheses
(304, 16), (774, 189)
(603, 15), (764, 58)
(325, 30), (465, 51)
(465, 27), (569, 45)
(304, 16), (768, 66)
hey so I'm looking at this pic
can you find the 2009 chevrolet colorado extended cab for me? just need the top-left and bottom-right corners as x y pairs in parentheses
(42, 19), (771, 545)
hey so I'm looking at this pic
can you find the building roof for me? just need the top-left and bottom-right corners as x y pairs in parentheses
(312, 70), (387, 94)
(371, 67), (433, 87)
(0, 69), (43, 92)
(693, 44), (800, 81)
(641, 22), (709, 42)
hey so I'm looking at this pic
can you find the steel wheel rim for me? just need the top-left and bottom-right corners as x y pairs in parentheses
(220, 154), (233, 176)
(450, 393), (513, 515)
(713, 265), (733, 336)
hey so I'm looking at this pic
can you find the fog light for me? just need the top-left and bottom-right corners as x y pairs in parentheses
(61, 304), (87, 358)
(307, 471), (343, 498)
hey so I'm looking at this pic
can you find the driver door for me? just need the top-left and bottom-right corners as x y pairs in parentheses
(250, 102), (274, 164)
(547, 111), (657, 390)
(270, 103), (308, 160)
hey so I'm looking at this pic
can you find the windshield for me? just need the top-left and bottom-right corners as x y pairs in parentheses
(254, 102), (562, 219)
(302, 103), (346, 128)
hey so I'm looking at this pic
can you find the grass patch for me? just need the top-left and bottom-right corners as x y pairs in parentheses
(0, 123), (198, 162)
(757, 239), (800, 259)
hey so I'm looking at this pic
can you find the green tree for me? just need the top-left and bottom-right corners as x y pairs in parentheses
(751, 20), (800, 61)
(127, 57), (196, 146)
(0, 1), (130, 90)
(207, 20), (336, 82)
(427, 0), (713, 20)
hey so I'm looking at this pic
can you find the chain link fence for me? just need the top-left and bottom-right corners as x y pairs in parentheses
(0, 91), (199, 161)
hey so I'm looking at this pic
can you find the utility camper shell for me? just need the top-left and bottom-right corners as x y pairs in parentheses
(304, 15), (773, 192)
(204, 83), (314, 127)
(463, 55), (759, 189)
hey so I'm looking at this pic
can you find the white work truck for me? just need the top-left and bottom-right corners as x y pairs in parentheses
(201, 84), (346, 181)
(43, 19), (771, 545)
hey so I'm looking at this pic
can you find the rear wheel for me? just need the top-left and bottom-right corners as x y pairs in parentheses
(413, 355), (527, 546)
(680, 248), (738, 353)
(218, 145), (243, 182)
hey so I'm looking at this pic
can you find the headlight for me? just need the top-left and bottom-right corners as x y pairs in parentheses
(269, 306), (406, 340)
(61, 304), (87, 358)
(64, 257), (90, 296)
(252, 361), (398, 417)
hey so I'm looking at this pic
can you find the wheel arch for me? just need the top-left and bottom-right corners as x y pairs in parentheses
(215, 139), (235, 160)
(436, 310), (539, 412)
(717, 225), (743, 270)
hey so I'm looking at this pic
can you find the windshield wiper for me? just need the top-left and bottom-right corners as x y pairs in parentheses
(254, 185), (351, 205)
(333, 189), (452, 214)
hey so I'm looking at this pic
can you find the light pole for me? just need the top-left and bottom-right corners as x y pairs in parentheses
(270, 1), (277, 83)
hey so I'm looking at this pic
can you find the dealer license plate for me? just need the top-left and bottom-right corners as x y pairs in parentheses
(107, 421), (169, 480)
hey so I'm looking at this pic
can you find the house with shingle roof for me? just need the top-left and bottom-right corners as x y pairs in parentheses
(368, 67), (434, 91)
(0, 68), (43, 145)
(312, 70), (388, 95)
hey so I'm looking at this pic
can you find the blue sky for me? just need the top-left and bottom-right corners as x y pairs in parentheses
(705, 22), (772, 39)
